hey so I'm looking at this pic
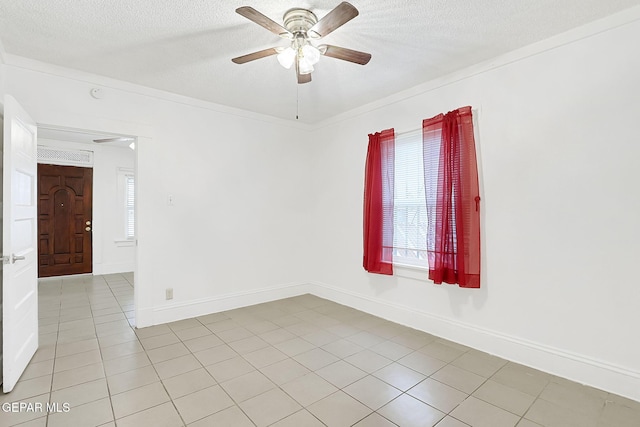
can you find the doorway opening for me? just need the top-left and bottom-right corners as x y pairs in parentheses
(36, 125), (137, 324)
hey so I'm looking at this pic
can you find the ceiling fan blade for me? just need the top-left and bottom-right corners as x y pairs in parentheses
(296, 61), (312, 84)
(232, 47), (279, 64)
(308, 2), (359, 38)
(320, 45), (371, 65)
(236, 6), (292, 38)
(93, 137), (135, 143)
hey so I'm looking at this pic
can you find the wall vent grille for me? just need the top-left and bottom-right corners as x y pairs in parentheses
(37, 146), (94, 166)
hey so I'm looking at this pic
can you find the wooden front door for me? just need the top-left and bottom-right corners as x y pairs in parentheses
(37, 164), (93, 277)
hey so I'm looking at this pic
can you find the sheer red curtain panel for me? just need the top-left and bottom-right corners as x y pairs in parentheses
(363, 129), (395, 275)
(423, 106), (481, 288)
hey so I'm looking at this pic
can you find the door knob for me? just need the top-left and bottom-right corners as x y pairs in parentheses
(86, 220), (91, 225)
(85, 227), (91, 232)
(11, 254), (25, 263)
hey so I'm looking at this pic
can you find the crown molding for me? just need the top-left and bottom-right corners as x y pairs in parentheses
(3, 53), (314, 132)
(310, 5), (640, 131)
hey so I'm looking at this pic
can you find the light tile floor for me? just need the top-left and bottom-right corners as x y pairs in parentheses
(1, 273), (639, 426)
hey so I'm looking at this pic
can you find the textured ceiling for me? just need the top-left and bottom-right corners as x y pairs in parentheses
(1, 0), (639, 123)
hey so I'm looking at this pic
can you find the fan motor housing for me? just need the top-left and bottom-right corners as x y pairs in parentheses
(283, 8), (318, 34)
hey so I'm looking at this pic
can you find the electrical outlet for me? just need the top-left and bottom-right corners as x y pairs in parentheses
(166, 288), (173, 300)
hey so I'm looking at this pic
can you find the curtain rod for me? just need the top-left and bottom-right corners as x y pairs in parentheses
(394, 128), (421, 138)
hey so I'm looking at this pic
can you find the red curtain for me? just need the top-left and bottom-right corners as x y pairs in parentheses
(363, 129), (395, 275)
(423, 107), (481, 288)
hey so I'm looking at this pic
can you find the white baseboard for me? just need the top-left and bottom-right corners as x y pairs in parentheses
(133, 279), (640, 402)
(135, 307), (154, 329)
(93, 262), (135, 275)
(308, 281), (640, 403)
(148, 282), (312, 326)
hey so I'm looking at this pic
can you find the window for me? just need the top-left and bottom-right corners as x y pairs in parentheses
(125, 174), (135, 239)
(363, 106), (481, 287)
(116, 168), (135, 243)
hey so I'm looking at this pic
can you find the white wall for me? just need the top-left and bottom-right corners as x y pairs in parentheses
(0, 42), (6, 93)
(0, 63), (5, 96)
(3, 62), (313, 328)
(308, 15), (640, 399)
(37, 138), (136, 274)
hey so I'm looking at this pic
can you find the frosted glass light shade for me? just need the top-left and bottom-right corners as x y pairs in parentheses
(302, 44), (320, 65)
(277, 47), (296, 69)
(298, 57), (314, 74)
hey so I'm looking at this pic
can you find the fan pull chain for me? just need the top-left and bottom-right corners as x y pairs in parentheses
(296, 85), (299, 120)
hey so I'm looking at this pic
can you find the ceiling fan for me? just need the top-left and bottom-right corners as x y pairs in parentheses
(232, 2), (371, 84)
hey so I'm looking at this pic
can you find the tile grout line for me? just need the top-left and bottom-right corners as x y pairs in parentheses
(44, 277), (64, 427)
(100, 275), (173, 426)
(99, 275), (128, 427)
(170, 317), (255, 427)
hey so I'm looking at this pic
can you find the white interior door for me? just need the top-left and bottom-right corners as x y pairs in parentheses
(1, 95), (39, 392)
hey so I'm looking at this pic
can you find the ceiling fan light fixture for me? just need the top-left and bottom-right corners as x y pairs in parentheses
(277, 46), (296, 69)
(298, 57), (314, 75)
(302, 44), (320, 65)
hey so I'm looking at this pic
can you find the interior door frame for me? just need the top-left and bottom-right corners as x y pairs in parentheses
(36, 122), (147, 328)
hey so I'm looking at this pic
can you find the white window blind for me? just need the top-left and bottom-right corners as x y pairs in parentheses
(125, 175), (135, 239)
(393, 131), (428, 267)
